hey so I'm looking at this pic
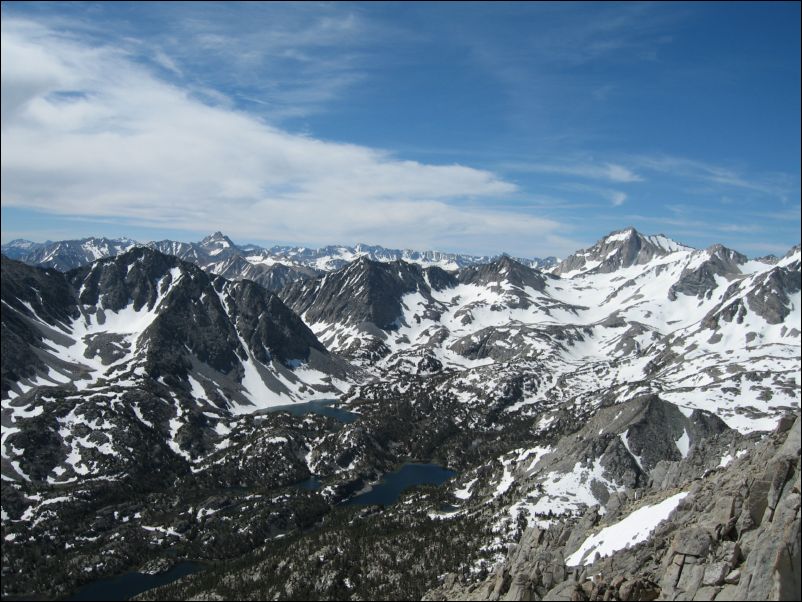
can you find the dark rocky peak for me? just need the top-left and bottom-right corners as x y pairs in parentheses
(2, 257), (80, 395)
(1, 255), (78, 326)
(58, 247), (331, 379)
(780, 243), (801, 270)
(615, 394), (730, 471)
(341, 256), (427, 290)
(199, 231), (238, 254)
(67, 247), (201, 312)
(668, 243), (748, 300)
(748, 264), (801, 323)
(281, 258), (439, 331)
(215, 278), (326, 365)
(702, 250), (801, 327)
(754, 254), (779, 265)
(458, 254), (547, 292)
(706, 243), (748, 266)
(423, 265), (459, 291)
(201, 230), (233, 244)
(555, 227), (688, 276)
(599, 227), (641, 251)
(526, 394), (733, 504)
(209, 253), (254, 275)
(609, 226), (636, 239)
(2, 246), (346, 416)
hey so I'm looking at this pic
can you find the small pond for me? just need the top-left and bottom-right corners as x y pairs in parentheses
(63, 561), (203, 601)
(296, 476), (322, 490)
(265, 399), (359, 423)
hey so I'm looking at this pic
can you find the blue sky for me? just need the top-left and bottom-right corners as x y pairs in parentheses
(1, 1), (799, 258)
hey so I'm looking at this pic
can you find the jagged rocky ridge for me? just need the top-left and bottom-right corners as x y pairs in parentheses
(1, 228), (799, 600)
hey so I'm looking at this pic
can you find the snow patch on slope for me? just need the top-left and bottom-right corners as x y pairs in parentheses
(566, 491), (689, 566)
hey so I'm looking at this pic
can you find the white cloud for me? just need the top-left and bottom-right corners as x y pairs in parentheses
(0, 17), (573, 258)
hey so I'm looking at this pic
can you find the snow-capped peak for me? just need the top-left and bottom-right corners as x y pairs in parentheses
(200, 231), (235, 247)
(555, 228), (694, 277)
(602, 227), (638, 244)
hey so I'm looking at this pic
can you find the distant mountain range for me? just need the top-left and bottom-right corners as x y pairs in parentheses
(1, 233), (559, 291)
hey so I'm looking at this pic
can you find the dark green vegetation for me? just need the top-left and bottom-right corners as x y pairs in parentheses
(131, 381), (578, 600)
(2, 367), (550, 600)
(138, 504), (490, 601)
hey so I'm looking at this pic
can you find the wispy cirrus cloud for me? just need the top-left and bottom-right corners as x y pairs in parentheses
(174, 9), (369, 118)
(546, 181), (631, 208)
(507, 161), (643, 183)
(0, 16), (576, 258)
(629, 154), (798, 202)
(6, 3), (378, 121)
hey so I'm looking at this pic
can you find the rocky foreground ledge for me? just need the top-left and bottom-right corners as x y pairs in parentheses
(426, 413), (801, 601)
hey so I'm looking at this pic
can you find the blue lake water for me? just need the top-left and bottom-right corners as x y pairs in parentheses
(63, 561), (203, 601)
(343, 463), (457, 506)
(266, 399), (359, 423)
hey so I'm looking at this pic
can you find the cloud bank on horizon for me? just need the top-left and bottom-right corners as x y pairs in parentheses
(1, 2), (799, 258)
